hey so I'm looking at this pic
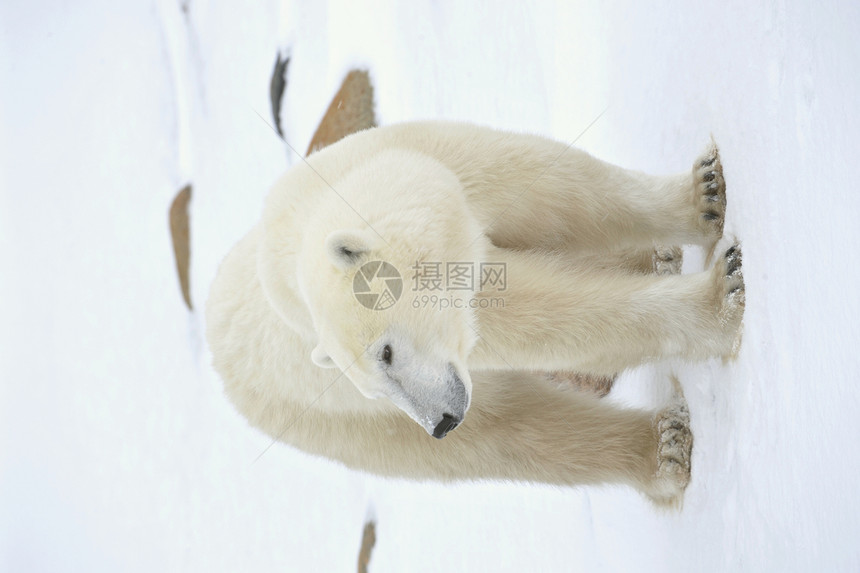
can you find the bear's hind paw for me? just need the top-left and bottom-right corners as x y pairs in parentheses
(653, 245), (684, 276)
(648, 397), (693, 508)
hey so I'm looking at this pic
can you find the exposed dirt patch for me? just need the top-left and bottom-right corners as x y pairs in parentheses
(169, 184), (193, 310)
(357, 520), (376, 573)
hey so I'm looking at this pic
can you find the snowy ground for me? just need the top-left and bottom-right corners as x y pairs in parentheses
(3, 0), (860, 571)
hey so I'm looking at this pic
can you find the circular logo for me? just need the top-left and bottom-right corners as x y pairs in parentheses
(353, 261), (403, 310)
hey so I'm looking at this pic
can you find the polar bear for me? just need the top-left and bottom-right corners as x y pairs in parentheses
(206, 121), (744, 506)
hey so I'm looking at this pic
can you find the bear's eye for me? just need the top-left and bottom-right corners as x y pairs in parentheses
(381, 344), (393, 366)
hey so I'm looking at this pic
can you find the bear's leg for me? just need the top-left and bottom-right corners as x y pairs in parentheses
(541, 245), (683, 396)
(469, 140), (725, 255)
(466, 373), (693, 506)
(569, 244), (684, 276)
(325, 370), (692, 506)
(470, 244), (744, 374)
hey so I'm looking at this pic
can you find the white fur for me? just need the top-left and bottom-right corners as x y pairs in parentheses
(206, 121), (743, 506)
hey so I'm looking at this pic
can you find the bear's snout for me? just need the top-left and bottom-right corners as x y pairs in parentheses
(432, 413), (460, 439)
(386, 363), (468, 438)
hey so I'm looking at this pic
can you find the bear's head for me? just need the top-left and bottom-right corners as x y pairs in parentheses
(263, 148), (486, 438)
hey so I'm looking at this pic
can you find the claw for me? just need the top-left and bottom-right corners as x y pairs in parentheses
(725, 245), (742, 275)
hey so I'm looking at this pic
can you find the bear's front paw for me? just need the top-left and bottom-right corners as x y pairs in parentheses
(712, 243), (745, 356)
(693, 142), (726, 241)
(648, 396), (693, 507)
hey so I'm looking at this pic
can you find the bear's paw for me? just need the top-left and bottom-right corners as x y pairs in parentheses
(648, 396), (693, 508)
(693, 142), (726, 240)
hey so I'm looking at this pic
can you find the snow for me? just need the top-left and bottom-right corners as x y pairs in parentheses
(2, 0), (859, 571)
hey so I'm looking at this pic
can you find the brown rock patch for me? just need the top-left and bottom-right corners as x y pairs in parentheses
(270, 52), (289, 138)
(307, 70), (377, 155)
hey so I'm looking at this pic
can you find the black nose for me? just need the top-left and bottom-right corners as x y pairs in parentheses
(432, 413), (460, 439)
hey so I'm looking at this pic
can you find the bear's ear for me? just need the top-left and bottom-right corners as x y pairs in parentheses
(325, 229), (377, 270)
(311, 344), (338, 369)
